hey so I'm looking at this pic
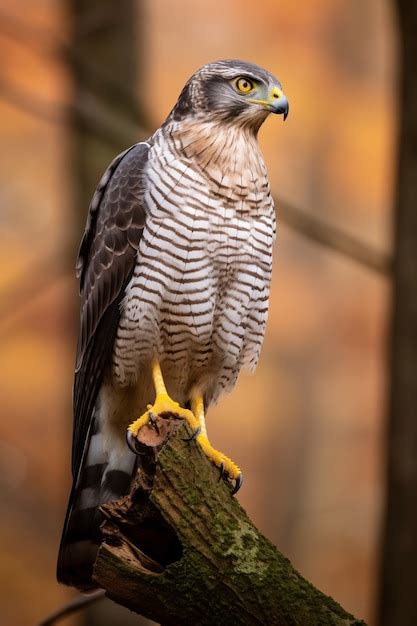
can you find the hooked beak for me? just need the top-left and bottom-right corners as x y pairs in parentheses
(248, 85), (289, 120)
(267, 86), (289, 120)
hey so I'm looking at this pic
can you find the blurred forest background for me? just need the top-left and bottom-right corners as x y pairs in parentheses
(1, 0), (414, 625)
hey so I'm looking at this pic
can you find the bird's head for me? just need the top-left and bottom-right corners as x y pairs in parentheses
(168, 59), (289, 133)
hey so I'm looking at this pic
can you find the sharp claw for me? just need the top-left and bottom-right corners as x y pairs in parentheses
(218, 462), (225, 482)
(182, 425), (201, 442)
(148, 412), (160, 434)
(126, 429), (140, 454)
(231, 473), (243, 496)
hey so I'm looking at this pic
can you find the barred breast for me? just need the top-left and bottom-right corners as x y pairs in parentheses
(113, 119), (275, 405)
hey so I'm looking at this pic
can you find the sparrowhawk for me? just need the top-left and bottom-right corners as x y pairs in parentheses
(57, 59), (289, 590)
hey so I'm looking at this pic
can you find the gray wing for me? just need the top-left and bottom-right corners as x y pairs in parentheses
(72, 141), (150, 479)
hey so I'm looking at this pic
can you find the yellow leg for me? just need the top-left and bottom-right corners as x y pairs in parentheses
(127, 359), (199, 438)
(191, 393), (242, 494)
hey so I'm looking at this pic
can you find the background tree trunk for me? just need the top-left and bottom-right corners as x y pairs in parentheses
(67, 1), (152, 624)
(378, 3), (417, 625)
(68, 0), (148, 234)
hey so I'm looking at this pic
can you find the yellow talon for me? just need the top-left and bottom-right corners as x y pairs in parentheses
(191, 394), (243, 494)
(196, 434), (241, 481)
(128, 413), (152, 437)
(127, 359), (199, 440)
(127, 360), (243, 494)
(128, 392), (199, 437)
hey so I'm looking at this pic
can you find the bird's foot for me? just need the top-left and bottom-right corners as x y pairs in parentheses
(196, 434), (243, 495)
(126, 393), (242, 495)
(126, 393), (199, 449)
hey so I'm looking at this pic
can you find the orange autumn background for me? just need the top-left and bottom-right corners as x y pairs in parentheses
(0, 1), (395, 625)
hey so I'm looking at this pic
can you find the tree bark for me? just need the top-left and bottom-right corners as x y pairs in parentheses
(378, 2), (417, 625)
(93, 417), (365, 626)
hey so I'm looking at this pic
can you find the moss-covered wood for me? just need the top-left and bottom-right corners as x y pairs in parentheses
(94, 418), (365, 625)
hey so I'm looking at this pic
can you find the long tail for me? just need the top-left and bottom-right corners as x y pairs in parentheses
(57, 417), (136, 591)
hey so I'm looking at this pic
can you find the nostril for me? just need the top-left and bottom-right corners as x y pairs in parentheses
(273, 93), (279, 99)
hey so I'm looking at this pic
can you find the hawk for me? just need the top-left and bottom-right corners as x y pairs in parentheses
(57, 59), (288, 590)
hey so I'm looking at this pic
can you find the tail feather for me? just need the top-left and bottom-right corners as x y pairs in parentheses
(57, 417), (136, 590)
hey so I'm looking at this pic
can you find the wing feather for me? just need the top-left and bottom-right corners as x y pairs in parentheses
(72, 140), (150, 479)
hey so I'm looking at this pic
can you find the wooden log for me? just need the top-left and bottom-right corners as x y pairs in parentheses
(94, 416), (365, 626)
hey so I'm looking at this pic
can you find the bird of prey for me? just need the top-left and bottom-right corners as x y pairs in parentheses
(57, 59), (288, 590)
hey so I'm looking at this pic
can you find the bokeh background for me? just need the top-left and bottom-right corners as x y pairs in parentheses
(0, 1), (399, 625)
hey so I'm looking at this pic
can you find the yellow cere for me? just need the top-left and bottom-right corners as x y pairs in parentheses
(270, 86), (284, 100)
(236, 77), (254, 93)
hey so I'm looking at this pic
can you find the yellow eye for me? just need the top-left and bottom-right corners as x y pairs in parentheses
(235, 77), (254, 94)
